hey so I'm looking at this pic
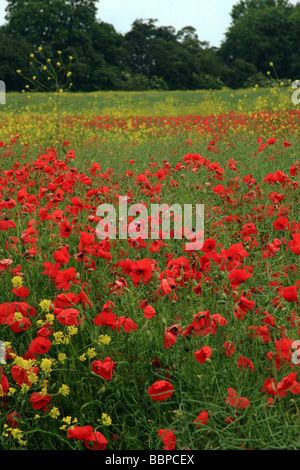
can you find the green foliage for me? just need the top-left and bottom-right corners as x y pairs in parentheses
(219, 0), (300, 86)
(1, 0), (300, 91)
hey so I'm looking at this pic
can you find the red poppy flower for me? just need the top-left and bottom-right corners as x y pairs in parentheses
(238, 296), (255, 311)
(54, 246), (70, 264)
(122, 317), (138, 333)
(226, 388), (250, 409)
(0, 258), (13, 273)
(163, 330), (177, 349)
(149, 240), (164, 253)
(11, 365), (38, 387)
(93, 311), (117, 330)
(54, 267), (77, 291)
(130, 258), (153, 285)
(288, 234), (300, 255)
(29, 392), (52, 411)
(158, 429), (176, 450)
(56, 308), (81, 326)
(194, 410), (209, 427)
(92, 357), (114, 380)
(223, 341), (235, 357)
(0, 220), (16, 231)
(53, 292), (76, 308)
(228, 269), (252, 288)
(67, 425), (94, 441)
(11, 286), (30, 299)
(84, 431), (108, 450)
(143, 305), (156, 319)
(7, 411), (22, 428)
(29, 336), (52, 355)
(9, 315), (31, 333)
(273, 216), (289, 231)
(262, 372), (300, 398)
(194, 346), (212, 364)
(148, 380), (174, 401)
(237, 355), (254, 372)
(279, 285), (298, 302)
(59, 220), (72, 238)
(0, 369), (9, 397)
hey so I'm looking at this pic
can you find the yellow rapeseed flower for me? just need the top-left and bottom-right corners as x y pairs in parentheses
(40, 358), (53, 375)
(57, 353), (66, 363)
(97, 334), (111, 346)
(20, 384), (30, 394)
(66, 326), (78, 336)
(49, 407), (60, 419)
(53, 331), (64, 344)
(39, 299), (52, 312)
(87, 348), (97, 359)
(58, 384), (70, 396)
(13, 311), (23, 322)
(11, 276), (23, 288)
(11, 428), (27, 446)
(101, 413), (112, 426)
(62, 416), (72, 425)
(45, 313), (55, 325)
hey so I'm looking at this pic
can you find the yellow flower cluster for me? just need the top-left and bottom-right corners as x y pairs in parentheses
(39, 299), (52, 312)
(2, 425), (27, 446)
(96, 334), (111, 346)
(58, 384), (70, 396)
(101, 413), (112, 426)
(11, 276), (23, 288)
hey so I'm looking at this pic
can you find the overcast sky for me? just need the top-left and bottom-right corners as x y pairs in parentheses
(0, 0), (299, 48)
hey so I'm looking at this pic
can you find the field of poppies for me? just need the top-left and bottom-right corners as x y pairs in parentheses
(0, 87), (300, 450)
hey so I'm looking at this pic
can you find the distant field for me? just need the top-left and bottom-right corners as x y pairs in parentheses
(2, 86), (297, 116)
(0, 87), (298, 153)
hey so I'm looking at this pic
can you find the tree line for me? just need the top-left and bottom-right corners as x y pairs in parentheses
(1, 0), (300, 92)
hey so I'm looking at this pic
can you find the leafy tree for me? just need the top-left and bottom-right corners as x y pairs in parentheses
(5, 0), (98, 49)
(287, 3), (300, 79)
(124, 19), (223, 90)
(219, 0), (297, 85)
(0, 25), (32, 91)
